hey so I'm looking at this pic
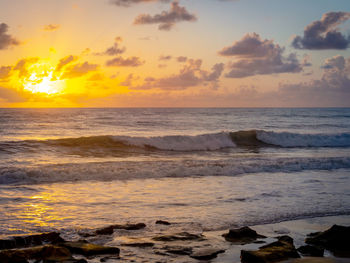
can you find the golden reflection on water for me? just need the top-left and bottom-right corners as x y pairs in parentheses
(18, 189), (70, 228)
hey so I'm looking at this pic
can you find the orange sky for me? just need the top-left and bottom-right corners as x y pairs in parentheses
(0, 0), (350, 107)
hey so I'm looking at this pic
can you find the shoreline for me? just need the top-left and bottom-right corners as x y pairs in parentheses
(1, 214), (349, 262)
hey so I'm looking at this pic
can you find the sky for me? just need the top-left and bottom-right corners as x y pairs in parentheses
(0, 0), (349, 107)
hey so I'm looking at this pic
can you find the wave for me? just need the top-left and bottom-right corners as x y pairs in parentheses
(1, 156), (350, 185)
(1, 130), (350, 155)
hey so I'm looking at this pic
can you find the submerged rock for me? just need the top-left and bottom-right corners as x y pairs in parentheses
(305, 225), (350, 257)
(0, 232), (65, 250)
(121, 242), (154, 248)
(241, 235), (300, 263)
(60, 241), (120, 256)
(94, 223), (146, 235)
(222, 226), (266, 244)
(190, 248), (225, 260)
(152, 232), (204, 242)
(0, 245), (75, 263)
(156, 220), (171, 225)
(298, 245), (324, 257)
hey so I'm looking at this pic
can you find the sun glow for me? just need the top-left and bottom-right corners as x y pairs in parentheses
(23, 63), (65, 95)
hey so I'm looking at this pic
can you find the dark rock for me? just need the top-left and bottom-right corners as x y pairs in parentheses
(95, 226), (114, 235)
(0, 232), (64, 250)
(298, 245), (324, 257)
(0, 245), (73, 263)
(277, 235), (294, 244)
(152, 232), (204, 242)
(190, 248), (225, 260)
(241, 235), (300, 263)
(121, 242), (154, 248)
(305, 225), (350, 257)
(60, 241), (120, 256)
(94, 223), (146, 235)
(222, 226), (266, 244)
(163, 245), (193, 255)
(254, 240), (266, 244)
(156, 220), (171, 225)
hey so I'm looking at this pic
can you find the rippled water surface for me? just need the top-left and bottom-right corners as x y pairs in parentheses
(0, 108), (349, 237)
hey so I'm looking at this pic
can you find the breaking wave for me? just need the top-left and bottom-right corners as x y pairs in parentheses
(1, 130), (350, 155)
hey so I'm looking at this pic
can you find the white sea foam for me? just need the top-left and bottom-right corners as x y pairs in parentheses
(115, 132), (236, 151)
(1, 156), (349, 185)
(257, 131), (350, 147)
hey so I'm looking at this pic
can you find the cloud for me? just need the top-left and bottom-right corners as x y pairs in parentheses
(292, 12), (350, 50)
(55, 55), (78, 72)
(95, 37), (126, 56)
(321, 55), (345, 70)
(0, 66), (12, 80)
(120, 73), (140, 86)
(110, 0), (237, 7)
(130, 58), (224, 90)
(106, 56), (144, 67)
(159, 55), (172, 61)
(274, 55), (350, 106)
(218, 33), (303, 78)
(43, 24), (60, 32)
(110, 0), (170, 7)
(61, 62), (98, 79)
(0, 86), (26, 103)
(177, 56), (187, 62)
(0, 23), (20, 50)
(14, 57), (40, 77)
(133, 1), (197, 31)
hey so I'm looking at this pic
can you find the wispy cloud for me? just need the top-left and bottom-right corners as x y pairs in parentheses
(43, 24), (60, 32)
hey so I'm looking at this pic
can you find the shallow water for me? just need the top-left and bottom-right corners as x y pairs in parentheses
(1, 169), (349, 238)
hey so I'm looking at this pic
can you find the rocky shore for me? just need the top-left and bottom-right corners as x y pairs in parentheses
(0, 219), (349, 263)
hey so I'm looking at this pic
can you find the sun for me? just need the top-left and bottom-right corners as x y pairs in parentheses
(22, 62), (65, 95)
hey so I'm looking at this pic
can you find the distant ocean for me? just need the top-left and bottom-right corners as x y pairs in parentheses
(0, 108), (350, 238)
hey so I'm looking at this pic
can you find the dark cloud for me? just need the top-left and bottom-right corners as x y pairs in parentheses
(130, 58), (224, 90)
(292, 12), (350, 50)
(43, 24), (60, 32)
(0, 23), (20, 50)
(219, 33), (303, 78)
(110, 0), (170, 7)
(106, 56), (144, 67)
(133, 1), (197, 31)
(95, 37), (126, 56)
(0, 66), (12, 80)
(61, 62), (98, 79)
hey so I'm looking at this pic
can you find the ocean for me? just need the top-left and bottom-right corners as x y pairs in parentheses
(0, 108), (350, 241)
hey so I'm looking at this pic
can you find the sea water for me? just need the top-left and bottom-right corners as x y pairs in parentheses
(0, 108), (349, 238)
